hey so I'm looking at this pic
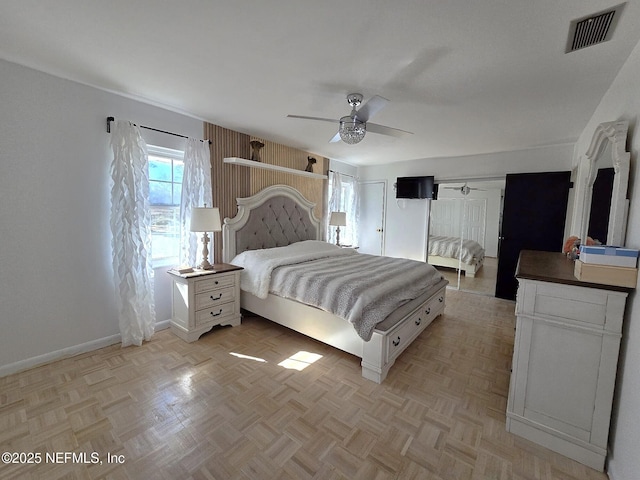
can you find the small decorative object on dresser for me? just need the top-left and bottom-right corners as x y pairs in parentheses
(579, 244), (639, 268)
(168, 264), (243, 342)
(305, 156), (316, 172)
(249, 140), (264, 162)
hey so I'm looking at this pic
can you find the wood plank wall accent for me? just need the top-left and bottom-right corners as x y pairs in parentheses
(204, 122), (328, 263)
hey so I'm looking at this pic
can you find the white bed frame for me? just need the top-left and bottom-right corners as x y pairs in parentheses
(223, 185), (447, 383)
(428, 254), (484, 277)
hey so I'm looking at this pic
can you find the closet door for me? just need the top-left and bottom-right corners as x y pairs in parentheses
(496, 172), (571, 300)
(359, 181), (386, 255)
(429, 197), (465, 289)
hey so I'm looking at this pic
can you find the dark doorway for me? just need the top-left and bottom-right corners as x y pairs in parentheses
(495, 171), (571, 300)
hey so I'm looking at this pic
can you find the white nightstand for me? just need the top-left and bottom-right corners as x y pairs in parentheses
(168, 264), (243, 342)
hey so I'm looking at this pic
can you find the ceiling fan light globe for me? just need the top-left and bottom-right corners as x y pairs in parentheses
(339, 116), (366, 144)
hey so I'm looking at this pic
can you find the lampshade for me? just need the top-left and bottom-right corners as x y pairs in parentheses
(329, 211), (347, 227)
(190, 207), (222, 232)
(339, 116), (366, 144)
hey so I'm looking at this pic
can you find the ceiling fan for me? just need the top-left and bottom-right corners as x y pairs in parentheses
(287, 93), (413, 145)
(444, 182), (485, 196)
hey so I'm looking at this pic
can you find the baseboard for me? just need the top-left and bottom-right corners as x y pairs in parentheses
(0, 334), (121, 378)
(0, 319), (172, 378)
(155, 319), (171, 331)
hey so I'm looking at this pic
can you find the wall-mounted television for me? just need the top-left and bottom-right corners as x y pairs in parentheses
(396, 176), (436, 199)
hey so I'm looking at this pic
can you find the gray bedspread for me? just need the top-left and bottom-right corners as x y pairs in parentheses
(269, 250), (442, 341)
(232, 241), (443, 341)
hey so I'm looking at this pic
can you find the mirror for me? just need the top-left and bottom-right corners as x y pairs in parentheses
(428, 179), (504, 295)
(571, 121), (630, 246)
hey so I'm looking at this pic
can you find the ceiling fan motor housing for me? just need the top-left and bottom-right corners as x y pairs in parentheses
(346, 93), (363, 108)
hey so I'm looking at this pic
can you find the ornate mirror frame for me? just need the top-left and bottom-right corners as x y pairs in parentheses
(571, 120), (630, 246)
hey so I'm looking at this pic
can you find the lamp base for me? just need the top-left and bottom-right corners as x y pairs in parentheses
(197, 260), (214, 270)
(197, 232), (214, 270)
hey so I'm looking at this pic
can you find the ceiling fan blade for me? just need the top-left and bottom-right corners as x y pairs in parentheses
(287, 115), (338, 124)
(329, 131), (341, 143)
(366, 122), (413, 138)
(356, 95), (388, 122)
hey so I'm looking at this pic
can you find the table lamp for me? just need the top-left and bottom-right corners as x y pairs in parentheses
(190, 206), (222, 270)
(329, 211), (347, 246)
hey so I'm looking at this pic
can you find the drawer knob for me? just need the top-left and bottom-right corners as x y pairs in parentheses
(392, 336), (401, 347)
(425, 307), (431, 315)
(215, 280), (219, 285)
(210, 293), (222, 301)
(438, 296), (443, 303)
(415, 317), (422, 326)
(210, 309), (223, 317)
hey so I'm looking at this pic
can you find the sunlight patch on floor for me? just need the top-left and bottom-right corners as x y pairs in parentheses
(179, 373), (193, 395)
(278, 351), (323, 371)
(230, 352), (267, 362)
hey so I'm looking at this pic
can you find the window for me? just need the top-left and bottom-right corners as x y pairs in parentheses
(148, 145), (184, 267)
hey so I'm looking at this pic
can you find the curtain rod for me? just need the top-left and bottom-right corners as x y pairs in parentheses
(106, 117), (211, 144)
(328, 169), (358, 179)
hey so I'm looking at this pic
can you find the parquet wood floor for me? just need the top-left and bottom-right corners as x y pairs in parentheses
(0, 290), (609, 480)
(436, 258), (497, 296)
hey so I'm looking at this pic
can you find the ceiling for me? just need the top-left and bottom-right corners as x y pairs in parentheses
(2, 1), (639, 166)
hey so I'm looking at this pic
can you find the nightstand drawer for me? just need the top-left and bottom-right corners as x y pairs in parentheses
(195, 274), (235, 293)
(195, 286), (235, 310)
(195, 301), (236, 326)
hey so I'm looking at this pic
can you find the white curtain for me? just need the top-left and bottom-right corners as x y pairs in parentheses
(326, 171), (360, 246)
(179, 138), (213, 267)
(109, 120), (156, 347)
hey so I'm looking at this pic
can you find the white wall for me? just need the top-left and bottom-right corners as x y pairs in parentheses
(571, 39), (640, 480)
(358, 145), (574, 259)
(0, 60), (203, 374)
(329, 159), (358, 177)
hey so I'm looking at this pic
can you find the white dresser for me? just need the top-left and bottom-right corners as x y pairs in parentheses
(507, 250), (632, 471)
(168, 264), (243, 342)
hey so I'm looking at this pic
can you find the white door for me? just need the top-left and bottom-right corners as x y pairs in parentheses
(359, 181), (386, 255)
(431, 199), (462, 237)
(462, 198), (487, 246)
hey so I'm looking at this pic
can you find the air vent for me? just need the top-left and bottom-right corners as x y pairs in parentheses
(566, 3), (625, 53)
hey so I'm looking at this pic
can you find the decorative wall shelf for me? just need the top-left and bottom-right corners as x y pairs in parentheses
(223, 157), (328, 179)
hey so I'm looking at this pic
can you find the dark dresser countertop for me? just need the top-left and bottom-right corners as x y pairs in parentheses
(515, 250), (633, 293)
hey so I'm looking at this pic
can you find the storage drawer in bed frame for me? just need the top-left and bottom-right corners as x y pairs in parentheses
(362, 284), (447, 383)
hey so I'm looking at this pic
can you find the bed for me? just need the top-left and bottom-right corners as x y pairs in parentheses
(428, 235), (485, 277)
(222, 185), (448, 383)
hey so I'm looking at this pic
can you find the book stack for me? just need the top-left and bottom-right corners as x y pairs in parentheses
(574, 245), (639, 288)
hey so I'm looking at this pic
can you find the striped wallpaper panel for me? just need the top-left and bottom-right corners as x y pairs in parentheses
(204, 122), (328, 262)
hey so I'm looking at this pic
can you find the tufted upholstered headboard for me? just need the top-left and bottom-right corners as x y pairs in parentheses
(222, 185), (321, 263)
